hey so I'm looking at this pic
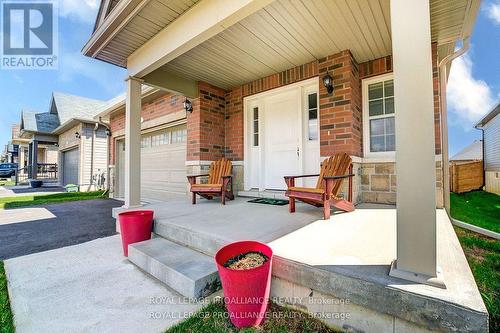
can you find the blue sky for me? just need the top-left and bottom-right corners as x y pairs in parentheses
(0, 0), (499, 157)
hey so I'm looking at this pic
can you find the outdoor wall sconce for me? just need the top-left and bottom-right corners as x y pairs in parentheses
(75, 131), (81, 139)
(105, 128), (112, 136)
(322, 71), (334, 94)
(183, 98), (193, 113)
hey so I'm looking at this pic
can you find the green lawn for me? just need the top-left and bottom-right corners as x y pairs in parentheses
(0, 180), (15, 186)
(0, 262), (14, 333)
(455, 227), (499, 332)
(166, 300), (340, 333)
(0, 191), (107, 209)
(450, 190), (500, 233)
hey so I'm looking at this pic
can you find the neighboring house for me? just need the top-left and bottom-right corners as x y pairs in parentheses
(18, 92), (109, 189)
(10, 124), (30, 170)
(475, 103), (500, 194)
(450, 140), (483, 162)
(50, 92), (109, 188)
(0, 125), (29, 177)
(18, 109), (60, 178)
(83, 1), (485, 331)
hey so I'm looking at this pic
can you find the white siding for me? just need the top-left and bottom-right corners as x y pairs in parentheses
(80, 123), (108, 190)
(484, 114), (500, 171)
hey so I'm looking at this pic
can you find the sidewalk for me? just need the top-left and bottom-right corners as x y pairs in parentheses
(5, 235), (205, 333)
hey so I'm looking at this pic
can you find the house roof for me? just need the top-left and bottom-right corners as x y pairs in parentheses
(50, 92), (106, 125)
(21, 109), (60, 134)
(475, 103), (500, 128)
(450, 140), (482, 161)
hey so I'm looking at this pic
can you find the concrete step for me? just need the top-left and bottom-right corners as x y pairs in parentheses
(128, 237), (221, 298)
(153, 220), (227, 256)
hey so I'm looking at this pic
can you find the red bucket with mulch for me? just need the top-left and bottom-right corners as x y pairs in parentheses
(215, 240), (273, 328)
(118, 210), (154, 256)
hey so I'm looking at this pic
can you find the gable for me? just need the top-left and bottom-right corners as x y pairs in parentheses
(93, 0), (122, 32)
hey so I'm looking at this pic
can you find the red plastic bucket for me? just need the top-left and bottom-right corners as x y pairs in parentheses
(118, 210), (154, 256)
(215, 240), (273, 328)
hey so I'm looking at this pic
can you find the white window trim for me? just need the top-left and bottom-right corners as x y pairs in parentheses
(362, 73), (395, 160)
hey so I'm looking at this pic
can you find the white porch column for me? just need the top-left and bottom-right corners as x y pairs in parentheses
(124, 76), (143, 208)
(389, 0), (444, 288)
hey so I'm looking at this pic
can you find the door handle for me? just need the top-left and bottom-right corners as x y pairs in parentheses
(297, 147), (299, 157)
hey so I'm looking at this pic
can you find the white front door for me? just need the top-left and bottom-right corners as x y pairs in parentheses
(244, 77), (320, 191)
(264, 90), (301, 189)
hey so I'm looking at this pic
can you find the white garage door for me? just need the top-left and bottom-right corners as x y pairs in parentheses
(63, 148), (80, 186)
(116, 124), (187, 201)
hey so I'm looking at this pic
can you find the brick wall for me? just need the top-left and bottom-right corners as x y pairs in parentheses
(318, 50), (362, 157)
(109, 92), (184, 164)
(187, 82), (226, 161)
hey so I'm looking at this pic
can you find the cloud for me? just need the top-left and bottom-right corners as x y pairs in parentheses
(485, 2), (500, 24)
(57, 49), (125, 94)
(59, 0), (100, 24)
(447, 53), (496, 130)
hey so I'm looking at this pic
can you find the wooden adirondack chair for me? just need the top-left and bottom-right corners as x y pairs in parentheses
(187, 158), (234, 205)
(284, 153), (355, 219)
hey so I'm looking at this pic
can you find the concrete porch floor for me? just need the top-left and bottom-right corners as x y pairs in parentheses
(120, 197), (489, 332)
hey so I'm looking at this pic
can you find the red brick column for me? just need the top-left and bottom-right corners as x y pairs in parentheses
(187, 82), (226, 161)
(318, 50), (362, 157)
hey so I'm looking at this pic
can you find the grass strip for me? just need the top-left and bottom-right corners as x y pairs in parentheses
(450, 190), (500, 233)
(0, 261), (14, 333)
(0, 191), (107, 209)
(166, 299), (340, 333)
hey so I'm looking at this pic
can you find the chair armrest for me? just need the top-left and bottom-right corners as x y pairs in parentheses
(323, 174), (355, 180)
(284, 174), (320, 179)
(187, 174), (209, 178)
(284, 174), (319, 188)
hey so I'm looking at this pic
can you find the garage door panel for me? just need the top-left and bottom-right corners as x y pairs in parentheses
(63, 148), (80, 186)
(116, 125), (187, 201)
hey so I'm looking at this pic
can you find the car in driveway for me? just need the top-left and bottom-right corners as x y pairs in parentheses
(0, 163), (18, 178)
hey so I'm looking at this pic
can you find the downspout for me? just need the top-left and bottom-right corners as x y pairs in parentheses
(438, 38), (470, 213)
(88, 123), (97, 191)
(476, 127), (485, 188)
(98, 117), (111, 192)
(88, 119), (111, 191)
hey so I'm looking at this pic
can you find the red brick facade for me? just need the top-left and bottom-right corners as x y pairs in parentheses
(187, 82), (226, 161)
(318, 50), (362, 157)
(109, 46), (443, 165)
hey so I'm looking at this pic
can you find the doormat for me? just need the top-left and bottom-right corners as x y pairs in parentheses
(248, 198), (289, 206)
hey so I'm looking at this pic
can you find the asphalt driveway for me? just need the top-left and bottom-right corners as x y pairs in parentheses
(0, 199), (122, 260)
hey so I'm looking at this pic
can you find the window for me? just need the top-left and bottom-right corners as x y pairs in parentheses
(141, 136), (151, 148)
(307, 92), (318, 140)
(151, 131), (169, 146)
(364, 76), (395, 156)
(253, 107), (259, 146)
(171, 126), (187, 143)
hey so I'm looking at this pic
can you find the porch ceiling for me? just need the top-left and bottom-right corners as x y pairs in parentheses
(159, 0), (392, 89)
(86, 0), (479, 90)
(84, 0), (201, 65)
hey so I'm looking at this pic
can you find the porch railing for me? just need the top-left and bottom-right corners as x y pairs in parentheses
(15, 163), (58, 185)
